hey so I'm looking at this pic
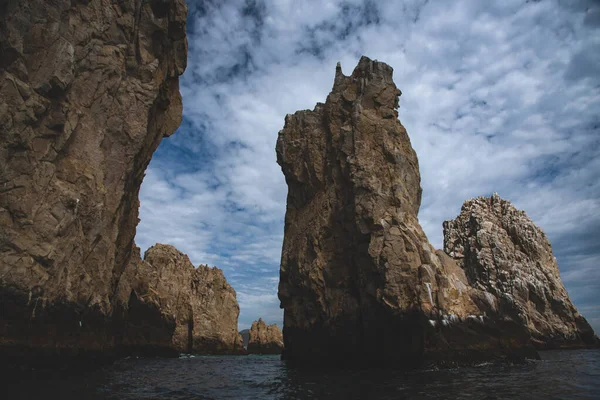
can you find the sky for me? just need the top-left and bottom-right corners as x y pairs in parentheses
(136, 0), (600, 332)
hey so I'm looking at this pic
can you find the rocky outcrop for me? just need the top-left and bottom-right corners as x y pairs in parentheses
(276, 56), (538, 367)
(117, 244), (245, 355)
(247, 318), (283, 354)
(0, 0), (197, 365)
(443, 194), (598, 349)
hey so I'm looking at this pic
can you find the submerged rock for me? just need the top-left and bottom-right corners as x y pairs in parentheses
(247, 318), (283, 355)
(276, 56), (539, 367)
(443, 194), (598, 349)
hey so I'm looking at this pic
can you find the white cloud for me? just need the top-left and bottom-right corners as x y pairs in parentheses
(137, 0), (600, 333)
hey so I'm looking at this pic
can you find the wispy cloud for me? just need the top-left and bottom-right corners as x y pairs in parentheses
(137, 0), (600, 331)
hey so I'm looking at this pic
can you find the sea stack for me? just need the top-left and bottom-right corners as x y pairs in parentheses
(117, 244), (245, 355)
(276, 56), (541, 367)
(247, 318), (284, 355)
(0, 0), (243, 366)
(443, 194), (598, 349)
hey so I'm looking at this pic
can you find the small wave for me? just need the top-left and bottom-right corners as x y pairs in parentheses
(473, 362), (493, 367)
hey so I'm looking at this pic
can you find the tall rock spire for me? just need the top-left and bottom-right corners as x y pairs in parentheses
(276, 57), (540, 367)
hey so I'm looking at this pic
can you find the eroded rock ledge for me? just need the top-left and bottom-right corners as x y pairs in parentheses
(247, 318), (283, 355)
(276, 56), (595, 368)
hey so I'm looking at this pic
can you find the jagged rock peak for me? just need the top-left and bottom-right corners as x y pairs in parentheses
(277, 55), (421, 217)
(443, 194), (598, 349)
(333, 56), (397, 95)
(247, 318), (283, 355)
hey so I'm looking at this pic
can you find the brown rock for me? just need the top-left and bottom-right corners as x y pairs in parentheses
(276, 56), (538, 367)
(0, 0), (223, 365)
(443, 193), (598, 349)
(117, 244), (245, 355)
(247, 318), (283, 355)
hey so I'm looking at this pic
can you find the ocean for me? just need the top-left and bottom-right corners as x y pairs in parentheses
(4, 349), (599, 399)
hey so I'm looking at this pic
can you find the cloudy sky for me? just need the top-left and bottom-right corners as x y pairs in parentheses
(136, 0), (600, 332)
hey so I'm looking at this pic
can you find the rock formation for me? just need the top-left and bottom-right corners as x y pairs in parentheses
(0, 0), (244, 366)
(276, 56), (539, 367)
(117, 244), (245, 355)
(443, 194), (598, 349)
(247, 318), (283, 355)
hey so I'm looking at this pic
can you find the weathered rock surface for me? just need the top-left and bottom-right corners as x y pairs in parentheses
(117, 244), (245, 355)
(0, 0), (246, 366)
(247, 318), (283, 355)
(443, 194), (598, 349)
(276, 56), (538, 367)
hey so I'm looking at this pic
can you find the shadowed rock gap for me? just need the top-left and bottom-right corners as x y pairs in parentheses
(247, 318), (283, 354)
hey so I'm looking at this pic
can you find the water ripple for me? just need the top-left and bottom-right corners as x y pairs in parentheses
(4, 350), (599, 399)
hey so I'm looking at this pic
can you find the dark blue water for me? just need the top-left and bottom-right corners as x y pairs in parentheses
(4, 350), (599, 399)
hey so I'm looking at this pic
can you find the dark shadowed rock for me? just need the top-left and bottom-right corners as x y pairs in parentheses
(443, 193), (598, 349)
(276, 56), (539, 367)
(247, 318), (283, 355)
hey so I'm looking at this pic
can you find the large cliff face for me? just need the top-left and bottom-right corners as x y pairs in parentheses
(443, 194), (598, 349)
(277, 57), (538, 367)
(247, 318), (283, 355)
(0, 0), (192, 360)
